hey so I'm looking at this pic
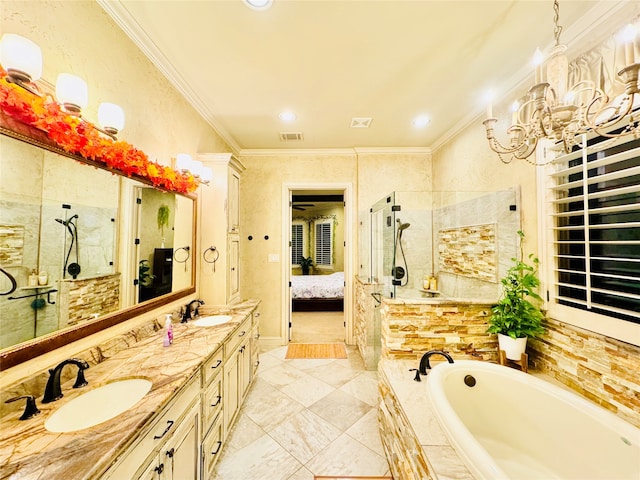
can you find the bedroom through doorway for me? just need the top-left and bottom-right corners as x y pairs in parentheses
(289, 190), (346, 343)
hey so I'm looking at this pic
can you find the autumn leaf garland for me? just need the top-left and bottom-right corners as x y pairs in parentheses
(0, 69), (197, 194)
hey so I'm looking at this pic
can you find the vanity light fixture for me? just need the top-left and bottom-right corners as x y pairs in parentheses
(55, 73), (88, 115)
(243, 0), (273, 11)
(0, 33), (43, 95)
(97, 102), (125, 137)
(483, 0), (640, 165)
(175, 153), (212, 186)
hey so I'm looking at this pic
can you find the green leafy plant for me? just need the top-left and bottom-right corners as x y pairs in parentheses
(157, 204), (170, 236)
(299, 256), (314, 275)
(138, 259), (155, 287)
(487, 231), (546, 339)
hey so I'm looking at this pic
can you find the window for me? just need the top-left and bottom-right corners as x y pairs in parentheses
(291, 223), (304, 265)
(315, 220), (333, 267)
(545, 132), (640, 326)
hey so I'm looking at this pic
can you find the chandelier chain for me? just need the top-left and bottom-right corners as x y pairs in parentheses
(553, 0), (563, 46)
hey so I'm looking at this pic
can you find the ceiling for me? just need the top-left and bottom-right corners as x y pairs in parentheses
(99, 1), (635, 153)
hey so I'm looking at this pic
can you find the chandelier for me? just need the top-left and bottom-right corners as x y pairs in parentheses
(483, 0), (640, 165)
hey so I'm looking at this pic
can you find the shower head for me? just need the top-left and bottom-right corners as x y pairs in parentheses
(396, 218), (411, 231)
(55, 214), (78, 227)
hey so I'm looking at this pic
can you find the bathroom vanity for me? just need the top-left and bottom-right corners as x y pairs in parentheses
(0, 300), (260, 480)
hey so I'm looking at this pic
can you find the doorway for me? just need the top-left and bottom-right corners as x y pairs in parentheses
(282, 184), (353, 345)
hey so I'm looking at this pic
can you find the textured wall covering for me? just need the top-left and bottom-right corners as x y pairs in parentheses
(380, 298), (498, 362)
(438, 223), (497, 282)
(530, 318), (640, 429)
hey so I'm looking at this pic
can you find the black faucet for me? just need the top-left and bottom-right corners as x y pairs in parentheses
(181, 299), (205, 322)
(418, 350), (454, 376)
(42, 358), (90, 403)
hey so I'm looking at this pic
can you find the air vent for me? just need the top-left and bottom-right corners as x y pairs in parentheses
(279, 132), (304, 141)
(350, 117), (372, 128)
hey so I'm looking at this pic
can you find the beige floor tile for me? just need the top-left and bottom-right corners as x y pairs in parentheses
(345, 409), (386, 457)
(339, 372), (379, 407)
(308, 389), (373, 432)
(269, 409), (342, 464)
(303, 433), (390, 477)
(280, 374), (336, 407)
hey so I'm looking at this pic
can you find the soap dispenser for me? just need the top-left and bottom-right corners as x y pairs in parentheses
(163, 314), (173, 347)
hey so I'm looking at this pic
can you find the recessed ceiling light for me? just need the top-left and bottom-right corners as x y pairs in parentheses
(413, 115), (430, 128)
(278, 111), (296, 122)
(243, 0), (273, 11)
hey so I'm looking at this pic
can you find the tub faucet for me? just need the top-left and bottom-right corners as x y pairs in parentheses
(181, 299), (205, 322)
(418, 350), (454, 375)
(42, 358), (90, 403)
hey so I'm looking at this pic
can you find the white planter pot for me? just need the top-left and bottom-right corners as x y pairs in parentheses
(498, 333), (527, 361)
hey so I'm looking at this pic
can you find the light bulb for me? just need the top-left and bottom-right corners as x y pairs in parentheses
(0, 33), (42, 83)
(98, 103), (125, 134)
(56, 73), (88, 114)
(176, 154), (193, 172)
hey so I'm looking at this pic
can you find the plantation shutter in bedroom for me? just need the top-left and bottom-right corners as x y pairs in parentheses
(315, 222), (332, 266)
(291, 224), (303, 264)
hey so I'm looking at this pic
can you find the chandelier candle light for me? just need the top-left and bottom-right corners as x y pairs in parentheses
(484, 0), (640, 165)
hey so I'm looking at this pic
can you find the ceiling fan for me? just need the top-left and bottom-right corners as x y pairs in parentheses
(293, 203), (315, 211)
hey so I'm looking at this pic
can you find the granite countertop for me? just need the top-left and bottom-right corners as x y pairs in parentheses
(0, 300), (259, 480)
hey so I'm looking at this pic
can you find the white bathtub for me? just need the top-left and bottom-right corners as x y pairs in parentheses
(426, 361), (640, 480)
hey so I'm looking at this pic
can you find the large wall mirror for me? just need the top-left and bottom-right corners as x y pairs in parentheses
(0, 128), (197, 370)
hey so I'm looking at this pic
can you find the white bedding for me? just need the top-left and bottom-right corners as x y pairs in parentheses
(291, 272), (344, 299)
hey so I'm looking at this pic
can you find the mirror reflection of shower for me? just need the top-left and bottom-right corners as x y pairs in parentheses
(55, 214), (81, 279)
(393, 218), (410, 286)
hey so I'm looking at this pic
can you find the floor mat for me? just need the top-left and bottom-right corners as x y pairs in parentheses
(285, 342), (347, 359)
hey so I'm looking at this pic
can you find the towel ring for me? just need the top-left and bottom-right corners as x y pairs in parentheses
(203, 246), (219, 264)
(173, 246), (191, 265)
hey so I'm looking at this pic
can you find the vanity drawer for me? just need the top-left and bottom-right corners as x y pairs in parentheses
(202, 372), (223, 433)
(225, 316), (251, 356)
(202, 413), (224, 479)
(202, 347), (224, 386)
(105, 373), (200, 479)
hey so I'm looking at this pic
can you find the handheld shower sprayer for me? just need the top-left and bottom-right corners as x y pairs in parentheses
(55, 214), (81, 279)
(392, 218), (411, 286)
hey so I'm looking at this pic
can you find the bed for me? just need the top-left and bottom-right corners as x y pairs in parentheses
(291, 271), (344, 311)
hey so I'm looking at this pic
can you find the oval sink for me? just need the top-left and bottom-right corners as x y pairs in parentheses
(44, 378), (152, 433)
(192, 315), (233, 327)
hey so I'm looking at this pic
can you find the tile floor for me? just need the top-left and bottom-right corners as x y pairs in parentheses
(212, 344), (391, 480)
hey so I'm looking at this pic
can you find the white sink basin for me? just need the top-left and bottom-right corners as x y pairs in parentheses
(192, 315), (233, 327)
(44, 378), (152, 433)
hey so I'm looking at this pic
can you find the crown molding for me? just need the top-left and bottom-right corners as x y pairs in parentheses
(97, 0), (241, 156)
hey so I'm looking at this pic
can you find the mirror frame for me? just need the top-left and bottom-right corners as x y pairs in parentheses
(0, 123), (197, 371)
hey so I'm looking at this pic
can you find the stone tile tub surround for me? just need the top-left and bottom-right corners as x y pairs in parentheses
(0, 300), (259, 480)
(380, 297), (499, 363)
(378, 359), (640, 480)
(529, 317), (640, 429)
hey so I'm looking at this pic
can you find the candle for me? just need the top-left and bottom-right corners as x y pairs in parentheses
(533, 48), (544, 83)
(622, 24), (636, 65)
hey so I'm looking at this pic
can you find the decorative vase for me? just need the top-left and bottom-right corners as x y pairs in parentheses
(498, 333), (527, 361)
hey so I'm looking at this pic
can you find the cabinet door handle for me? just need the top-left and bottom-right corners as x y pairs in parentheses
(154, 463), (164, 474)
(238, 330), (246, 337)
(211, 441), (222, 455)
(165, 447), (175, 458)
(211, 359), (222, 369)
(254, 360), (260, 367)
(211, 395), (221, 407)
(240, 346), (245, 353)
(153, 420), (174, 440)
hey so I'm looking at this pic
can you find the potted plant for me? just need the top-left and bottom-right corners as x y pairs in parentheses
(157, 204), (170, 247)
(487, 231), (546, 360)
(300, 256), (313, 275)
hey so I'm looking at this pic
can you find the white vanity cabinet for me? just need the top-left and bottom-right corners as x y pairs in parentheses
(223, 314), (253, 434)
(198, 153), (245, 305)
(201, 347), (224, 476)
(102, 374), (201, 480)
